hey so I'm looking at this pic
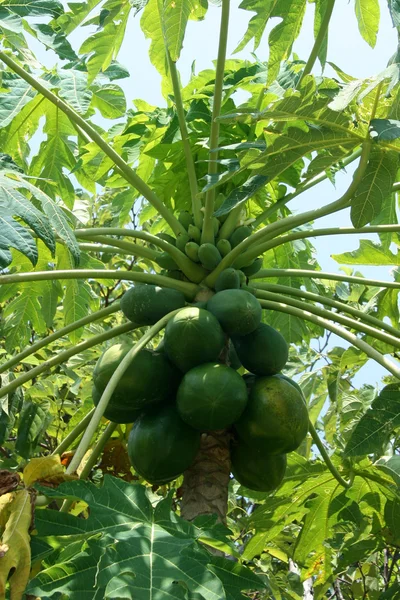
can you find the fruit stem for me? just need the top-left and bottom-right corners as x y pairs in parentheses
(307, 420), (351, 489)
(251, 268), (400, 290)
(250, 282), (400, 339)
(74, 228), (206, 282)
(64, 309), (182, 477)
(0, 322), (137, 401)
(0, 52), (186, 238)
(52, 408), (96, 456)
(298, 0), (336, 84)
(60, 421), (118, 514)
(78, 235), (161, 261)
(0, 303), (120, 375)
(252, 147), (362, 228)
(0, 269), (199, 299)
(167, 54), (203, 230)
(254, 289), (400, 349)
(204, 141), (372, 287)
(258, 298), (400, 378)
(237, 224), (400, 268)
(201, 0), (231, 245)
(217, 205), (243, 242)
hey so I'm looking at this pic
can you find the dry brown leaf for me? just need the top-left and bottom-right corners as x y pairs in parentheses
(99, 438), (135, 481)
(0, 490), (31, 600)
(0, 471), (20, 496)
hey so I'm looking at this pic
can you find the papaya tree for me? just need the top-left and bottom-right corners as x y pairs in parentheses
(0, 0), (400, 598)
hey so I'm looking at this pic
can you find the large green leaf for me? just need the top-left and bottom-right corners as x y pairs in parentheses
(161, 0), (207, 63)
(234, 0), (276, 53)
(30, 477), (265, 600)
(344, 384), (400, 457)
(0, 0), (63, 18)
(0, 74), (36, 128)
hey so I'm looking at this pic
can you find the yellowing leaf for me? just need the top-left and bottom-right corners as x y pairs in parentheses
(23, 455), (64, 488)
(0, 490), (31, 600)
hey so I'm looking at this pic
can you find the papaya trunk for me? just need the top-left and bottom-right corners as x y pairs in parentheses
(180, 430), (231, 523)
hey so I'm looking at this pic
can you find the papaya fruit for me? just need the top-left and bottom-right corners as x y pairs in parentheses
(229, 225), (252, 248)
(156, 252), (179, 270)
(215, 268), (240, 292)
(127, 405), (201, 484)
(91, 385), (142, 424)
(121, 284), (186, 325)
(176, 362), (248, 431)
(179, 211), (194, 231)
(164, 306), (225, 372)
(207, 289), (262, 336)
(241, 257), (263, 277)
(176, 232), (191, 253)
(228, 339), (242, 370)
(213, 217), (220, 236)
(216, 238), (232, 257)
(188, 224), (201, 243)
(198, 243), (222, 270)
(157, 233), (176, 246)
(234, 375), (309, 454)
(185, 241), (200, 263)
(93, 344), (181, 415)
(237, 270), (246, 286)
(232, 322), (288, 375)
(231, 441), (287, 492)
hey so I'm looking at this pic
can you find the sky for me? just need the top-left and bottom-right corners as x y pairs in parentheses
(41, 1), (399, 387)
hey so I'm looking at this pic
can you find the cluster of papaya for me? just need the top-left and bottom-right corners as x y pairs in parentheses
(91, 277), (309, 492)
(156, 211), (262, 279)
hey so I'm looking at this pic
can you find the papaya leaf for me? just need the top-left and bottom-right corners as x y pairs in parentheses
(55, 0), (103, 36)
(370, 118), (400, 141)
(267, 0), (307, 84)
(344, 384), (400, 457)
(23, 455), (76, 488)
(91, 84), (127, 119)
(0, 0), (64, 18)
(375, 455), (400, 487)
(354, 0), (380, 48)
(214, 175), (268, 217)
(57, 69), (92, 115)
(332, 239), (400, 266)
(140, 0), (172, 95)
(15, 402), (52, 459)
(0, 490), (31, 600)
(388, 0), (400, 27)
(0, 75), (36, 128)
(314, 0), (329, 68)
(28, 22), (78, 61)
(161, 0), (207, 63)
(234, 0), (276, 53)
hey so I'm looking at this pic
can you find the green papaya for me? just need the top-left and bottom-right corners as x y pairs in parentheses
(121, 284), (186, 325)
(157, 233), (176, 246)
(185, 241), (200, 263)
(188, 224), (201, 243)
(216, 239), (232, 257)
(241, 257), (263, 277)
(215, 268), (240, 292)
(164, 307), (225, 372)
(156, 252), (179, 270)
(229, 225), (252, 248)
(176, 362), (248, 431)
(234, 375), (309, 454)
(198, 243), (222, 270)
(91, 385), (142, 424)
(207, 289), (262, 336)
(232, 322), (288, 376)
(93, 344), (181, 416)
(179, 211), (194, 231)
(127, 405), (201, 484)
(213, 217), (220, 236)
(237, 270), (246, 286)
(176, 232), (191, 253)
(231, 441), (287, 492)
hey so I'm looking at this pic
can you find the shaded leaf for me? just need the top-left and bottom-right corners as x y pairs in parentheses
(370, 118), (400, 141)
(344, 384), (400, 457)
(214, 175), (268, 217)
(16, 402), (52, 459)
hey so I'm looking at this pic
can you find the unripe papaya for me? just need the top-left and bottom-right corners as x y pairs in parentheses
(216, 238), (231, 257)
(156, 252), (179, 270)
(230, 225), (252, 248)
(215, 268), (240, 292)
(185, 242), (200, 263)
(188, 224), (201, 243)
(179, 211), (194, 231)
(241, 257), (263, 277)
(198, 243), (222, 270)
(237, 270), (247, 286)
(176, 232), (191, 253)
(157, 233), (176, 246)
(213, 217), (220, 236)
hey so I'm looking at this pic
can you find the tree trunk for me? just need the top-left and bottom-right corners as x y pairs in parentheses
(180, 430), (231, 523)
